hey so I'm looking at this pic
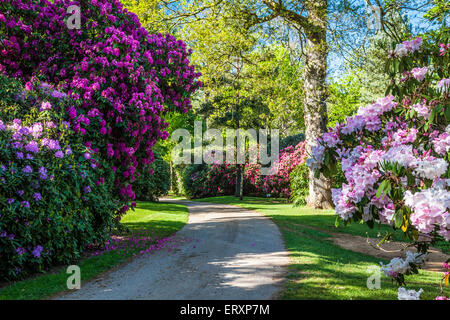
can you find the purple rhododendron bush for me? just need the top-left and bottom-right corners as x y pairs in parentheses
(181, 142), (307, 199)
(307, 29), (450, 298)
(0, 0), (200, 280)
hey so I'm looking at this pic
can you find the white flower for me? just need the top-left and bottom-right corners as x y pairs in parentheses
(414, 157), (448, 180)
(398, 287), (423, 300)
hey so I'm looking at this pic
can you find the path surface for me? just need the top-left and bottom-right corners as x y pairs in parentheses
(57, 200), (289, 300)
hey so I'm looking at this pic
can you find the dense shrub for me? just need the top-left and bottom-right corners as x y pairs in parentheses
(0, 0), (201, 212)
(134, 152), (170, 201)
(290, 161), (346, 206)
(181, 162), (266, 199)
(279, 133), (305, 149)
(181, 164), (209, 199)
(262, 142), (307, 198)
(0, 0), (199, 280)
(0, 78), (117, 280)
(179, 142), (308, 199)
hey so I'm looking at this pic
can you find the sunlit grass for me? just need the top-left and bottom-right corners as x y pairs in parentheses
(194, 196), (448, 300)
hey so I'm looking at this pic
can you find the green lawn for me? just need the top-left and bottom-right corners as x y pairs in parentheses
(0, 201), (188, 300)
(194, 196), (448, 300)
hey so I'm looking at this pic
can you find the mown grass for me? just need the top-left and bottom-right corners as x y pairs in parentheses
(194, 196), (448, 300)
(0, 201), (188, 300)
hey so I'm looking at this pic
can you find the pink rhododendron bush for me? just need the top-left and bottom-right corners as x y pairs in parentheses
(0, 0), (201, 211)
(0, 0), (200, 280)
(307, 29), (450, 298)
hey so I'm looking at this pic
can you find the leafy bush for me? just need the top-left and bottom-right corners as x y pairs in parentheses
(0, 78), (117, 281)
(290, 163), (309, 206)
(181, 164), (210, 199)
(290, 161), (346, 206)
(179, 142), (308, 199)
(279, 133), (305, 150)
(134, 152), (170, 201)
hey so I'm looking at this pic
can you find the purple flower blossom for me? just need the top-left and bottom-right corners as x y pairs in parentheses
(21, 201), (30, 208)
(16, 247), (26, 255)
(25, 141), (39, 153)
(83, 186), (91, 194)
(38, 166), (48, 180)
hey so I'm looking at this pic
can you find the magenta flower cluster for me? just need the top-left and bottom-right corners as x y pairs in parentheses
(262, 142), (307, 198)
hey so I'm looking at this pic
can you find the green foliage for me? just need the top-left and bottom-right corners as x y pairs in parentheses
(289, 163), (309, 206)
(0, 201), (189, 300)
(290, 161), (345, 206)
(279, 133), (305, 150)
(181, 164), (210, 199)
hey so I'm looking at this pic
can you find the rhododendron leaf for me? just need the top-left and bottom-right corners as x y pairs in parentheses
(428, 107), (437, 122)
(406, 173), (415, 187)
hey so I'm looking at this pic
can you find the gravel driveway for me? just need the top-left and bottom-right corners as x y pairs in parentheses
(57, 200), (289, 300)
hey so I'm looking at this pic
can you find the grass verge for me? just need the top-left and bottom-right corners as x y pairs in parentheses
(194, 196), (448, 300)
(0, 201), (188, 300)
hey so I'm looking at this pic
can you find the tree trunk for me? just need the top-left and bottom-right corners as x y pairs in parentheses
(303, 0), (332, 209)
(235, 163), (241, 197)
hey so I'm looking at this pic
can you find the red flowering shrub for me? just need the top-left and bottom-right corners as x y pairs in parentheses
(0, 0), (201, 211)
(262, 142), (307, 198)
(180, 142), (307, 199)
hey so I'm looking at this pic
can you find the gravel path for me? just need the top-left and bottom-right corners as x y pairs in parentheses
(57, 200), (289, 300)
